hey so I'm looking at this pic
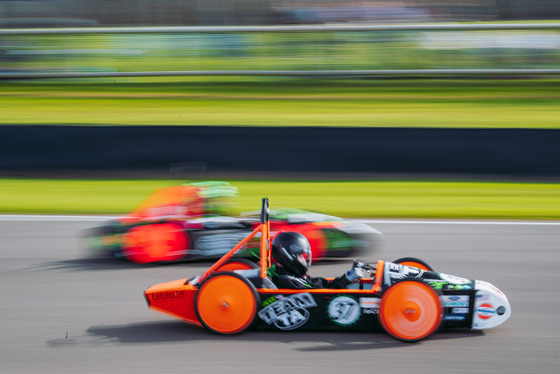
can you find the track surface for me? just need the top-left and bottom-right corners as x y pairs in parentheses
(1, 218), (559, 373)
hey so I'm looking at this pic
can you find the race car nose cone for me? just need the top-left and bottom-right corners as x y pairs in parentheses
(473, 280), (511, 330)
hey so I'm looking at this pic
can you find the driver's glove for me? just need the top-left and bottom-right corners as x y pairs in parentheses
(346, 266), (366, 283)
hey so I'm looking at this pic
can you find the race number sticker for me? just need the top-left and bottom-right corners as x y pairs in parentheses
(328, 296), (361, 326)
(258, 293), (317, 330)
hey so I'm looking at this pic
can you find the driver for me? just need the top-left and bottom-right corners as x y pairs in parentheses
(268, 232), (365, 289)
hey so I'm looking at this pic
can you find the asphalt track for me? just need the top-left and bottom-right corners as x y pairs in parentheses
(1, 217), (559, 374)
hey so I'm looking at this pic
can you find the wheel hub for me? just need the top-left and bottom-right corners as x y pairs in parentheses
(402, 301), (421, 321)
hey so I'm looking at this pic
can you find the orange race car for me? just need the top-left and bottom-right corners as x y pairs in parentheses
(85, 182), (381, 264)
(144, 199), (511, 342)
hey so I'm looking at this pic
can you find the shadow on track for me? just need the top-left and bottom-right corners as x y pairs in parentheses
(46, 320), (484, 352)
(39, 257), (211, 271)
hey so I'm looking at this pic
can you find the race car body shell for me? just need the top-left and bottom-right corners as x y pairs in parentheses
(86, 211), (379, 263)
(145, 276), (385, 331)
(145, 261), (511, 333)
(84, 182), (380, 264)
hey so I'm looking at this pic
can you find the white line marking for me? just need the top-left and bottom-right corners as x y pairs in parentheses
(357, 219), (560, 226)
(0, 215), (559, 226)
(0, 215), (116, 222)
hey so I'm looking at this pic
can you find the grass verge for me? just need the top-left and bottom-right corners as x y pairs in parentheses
(1, 178), (558, 219)
(1, 78), (559, 128)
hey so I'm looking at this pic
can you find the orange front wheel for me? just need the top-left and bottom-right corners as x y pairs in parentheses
(195, 272), (259, 334)
(379, 280), (442, 342)
(392, 257), (435, 272)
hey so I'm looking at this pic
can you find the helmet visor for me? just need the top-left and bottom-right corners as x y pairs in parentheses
(297, 253), (311, 267)
(291, 243), (311, 267)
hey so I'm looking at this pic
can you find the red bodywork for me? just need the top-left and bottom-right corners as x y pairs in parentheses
(87, 184), (377, 264)
(144, 199), (383, 329)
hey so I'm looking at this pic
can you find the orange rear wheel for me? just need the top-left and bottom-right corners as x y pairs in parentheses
(195, 272), (259, 334)
(215, 258), (258, 272)
(379, 281), (442, 342)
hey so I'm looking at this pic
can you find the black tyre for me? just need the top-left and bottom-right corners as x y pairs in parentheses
(392, 257), (435, 272)
(215, 257), (258, 272)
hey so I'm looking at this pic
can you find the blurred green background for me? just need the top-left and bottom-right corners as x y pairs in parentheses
(3, 29), (560, 74)
(1, 0), (559, 219)
(1, 78), (560, 128)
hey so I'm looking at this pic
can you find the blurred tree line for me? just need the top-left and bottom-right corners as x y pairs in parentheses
(1, 0), (559, 28)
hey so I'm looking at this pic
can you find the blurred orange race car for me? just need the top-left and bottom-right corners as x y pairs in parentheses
(84, 182), (381, 264)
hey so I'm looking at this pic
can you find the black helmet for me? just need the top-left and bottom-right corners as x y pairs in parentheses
(271, 232), (312, 277)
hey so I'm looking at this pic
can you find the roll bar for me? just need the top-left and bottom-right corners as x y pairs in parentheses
(199, 198), (271, 283)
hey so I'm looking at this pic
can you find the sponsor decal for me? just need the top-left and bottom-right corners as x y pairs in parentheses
(440, 295), (470, 307)
(444, 315), (466, 321)
(362, 308), (378, 315)
(328, 296), (361, 326)
(359, 297), (381, 309)
(258, 293), (317, 330)
(439, 273), (471, 285)
(476, 302), (496, 320)
(428, 280), (448, 290)
(152, 290), (185, 301)
(452, 308), (469, 314)
(359, 297), (380, 315)
(428, 280), (472, 290)
(262, 296), (277, 307)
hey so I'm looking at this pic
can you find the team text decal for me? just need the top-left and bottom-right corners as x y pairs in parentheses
(258, 293), (317, 330)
